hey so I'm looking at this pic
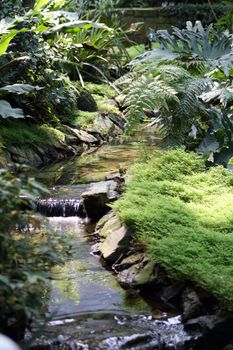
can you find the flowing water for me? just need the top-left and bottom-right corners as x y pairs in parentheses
(31, 141), (192, 349)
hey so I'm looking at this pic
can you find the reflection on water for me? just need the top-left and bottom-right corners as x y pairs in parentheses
(47, 217), (149, 319)
(36, 143), (155, 186)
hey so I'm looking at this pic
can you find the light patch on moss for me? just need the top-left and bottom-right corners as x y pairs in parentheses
(70, 110), (98, 128)
(113, 149), (233, 310)
(85, 83), (116, 99)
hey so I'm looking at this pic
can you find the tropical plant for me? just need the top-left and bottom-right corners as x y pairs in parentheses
(0, 0), (123, 124)
(135, 21), (233, 75)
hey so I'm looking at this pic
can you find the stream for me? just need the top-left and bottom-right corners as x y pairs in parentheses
(30, 141), (193, 350)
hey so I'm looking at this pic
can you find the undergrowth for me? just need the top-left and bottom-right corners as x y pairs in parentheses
(113, 149), (233, 309)
(0, 121), (65, 147)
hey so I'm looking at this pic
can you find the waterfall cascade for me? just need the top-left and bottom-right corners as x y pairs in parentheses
(37, 198), (85, 217)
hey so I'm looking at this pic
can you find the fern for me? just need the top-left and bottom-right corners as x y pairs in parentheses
(123, 74), (179, 132)
(170, 78), (209, 132)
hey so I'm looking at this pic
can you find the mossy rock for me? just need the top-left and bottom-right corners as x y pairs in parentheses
(76, 89), (98, 112)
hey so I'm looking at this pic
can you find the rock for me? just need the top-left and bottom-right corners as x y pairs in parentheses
(9, 145), (43, 167)
(159, 282), (185, 305)
(115, 94), (126, 107)
(90, 243), (101, 256)
(223, 345), (233, 350)
(133, 261), (156, 287)
(62, 125), (99, 145)
(116, 262), (144, 289)
(107, 112), (126, 130)
(82, 181), (119, 220)
(182, 288), (203, 322)
(99, 214), (131, 264)
(95, 210), (115, 233)
(93, 114), (123, 137)
(76, 89), (97, 112)
(72, 129), (99, 145)
(98, 212), (123, 239)
(113, 252), (145, 272)
(185, 314), (233, 350)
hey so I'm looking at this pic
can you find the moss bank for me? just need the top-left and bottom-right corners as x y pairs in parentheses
(113, 149), (233, 309)
(0, 120), (65, 148)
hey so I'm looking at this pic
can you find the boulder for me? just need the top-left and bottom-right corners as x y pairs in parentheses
(95, 210), (116, 233)
(98, 212), (123, 239)
(185, 314), (233, 350)
(182, 288), (203, 322)
(132, 261), (156, 287)
(9, 145), (43, 167)
(82, 181), (119, 220)
(116, 261), (145, 289)
(99, 214), (131, 264)
(107, 112), (126, 130)
(76, 89), (97, 112)
(93, 114), (123, 138)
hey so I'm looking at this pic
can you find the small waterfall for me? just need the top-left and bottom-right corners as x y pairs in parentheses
(37, 198), (85, 217)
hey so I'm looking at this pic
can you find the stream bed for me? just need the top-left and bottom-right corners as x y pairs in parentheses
(30, 142), (193, 350)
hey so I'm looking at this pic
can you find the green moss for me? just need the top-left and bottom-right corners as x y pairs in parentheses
(85, 83), (116, 99)
(95, 98), (119, 114)
(0, 120), (65, 148)
(113, 149), (233, 309)
(70, 110), (98, 128)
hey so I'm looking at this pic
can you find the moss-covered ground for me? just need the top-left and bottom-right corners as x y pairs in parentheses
(113, 149), (233, 309)
(0, 120), (65, 148)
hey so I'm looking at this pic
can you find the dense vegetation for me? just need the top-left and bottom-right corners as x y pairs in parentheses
(114, 149), (233, 309)
(116, 20), (233, 165)
(0, 0), (233, 344)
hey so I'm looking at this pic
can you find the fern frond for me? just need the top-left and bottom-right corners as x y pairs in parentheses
(173, 77), (209, 129)
(123, 74), (179, 132)
(155, 65), (191, 84)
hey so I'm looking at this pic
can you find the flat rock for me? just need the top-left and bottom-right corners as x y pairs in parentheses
(62, 125), (98, 145)
(82, 181), (119, 220)
(100, 214), (131, 264)
(113, 253), (145, 272)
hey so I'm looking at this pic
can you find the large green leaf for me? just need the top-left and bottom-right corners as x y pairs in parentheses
(34, 0), (51, 11)
(47, 21), (112, 34)
(0, 84), (43, 95)
(0, 30), (19, 55)
(0, 100), (25, 118)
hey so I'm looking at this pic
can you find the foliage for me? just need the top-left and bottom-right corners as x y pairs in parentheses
(140, 21), (233, 75)
(0, 0), (124, 127)
(115, 63), (209, 134)
(216, 1), (233, 33)
(117, 21), (233, 163)
(113, 149), (233, 309)
(0, 168), (70, 340)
